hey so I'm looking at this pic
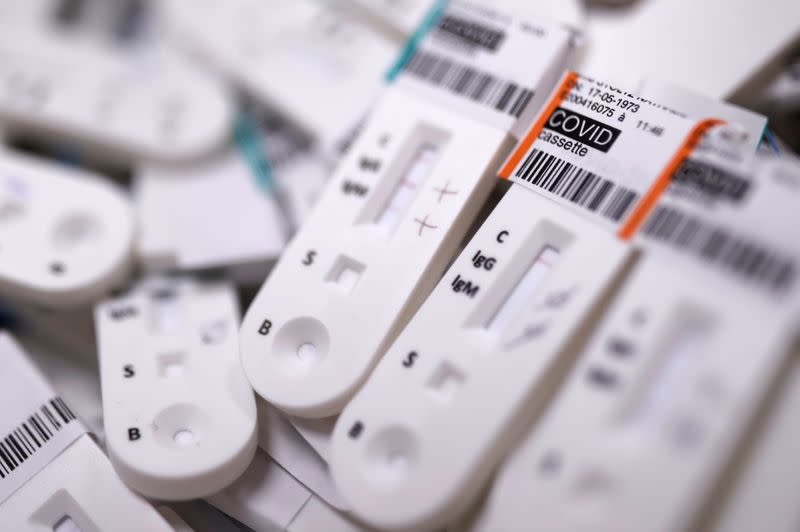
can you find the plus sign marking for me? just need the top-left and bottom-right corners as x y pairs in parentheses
(413, 214), (438, 236)
(433, 181), (459, 203)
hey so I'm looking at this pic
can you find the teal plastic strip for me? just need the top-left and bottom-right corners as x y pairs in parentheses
(385, 0), (450, 83)
(760, 125), (781, 157)
(234, 111), (275, 194)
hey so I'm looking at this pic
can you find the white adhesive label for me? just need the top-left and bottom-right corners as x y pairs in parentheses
(397, 0), (573, 130)
(0, 333), (85, 504)
(501, 71), (711, 231)
(503, 72), (800, 296)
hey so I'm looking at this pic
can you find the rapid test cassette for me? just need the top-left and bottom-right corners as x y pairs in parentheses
(165, 0), (397, 157)
(94, 277), (257, 500)
(328, 69), (718, 529)
(240, 1), (576, 419)
(0, 149), (134, 307)
(0, 332), (179, 531)
(343, 0), (586, 50)
(0, 27), (234, 163)
(470, 146), (800, 532)
(329, 185), (632, 531)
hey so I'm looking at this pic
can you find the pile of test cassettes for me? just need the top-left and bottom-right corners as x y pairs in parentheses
(1, 0), (799, 531)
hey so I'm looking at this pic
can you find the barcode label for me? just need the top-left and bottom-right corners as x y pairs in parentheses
(514, 148), (639, 222)
(0, 397), (76, 479)
(404, 49), (534, 118)
(643, 205), (796, 291)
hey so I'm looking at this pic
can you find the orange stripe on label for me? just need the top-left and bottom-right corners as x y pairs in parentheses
(617, 118), (725, 241)
(499, 71), (580, 179)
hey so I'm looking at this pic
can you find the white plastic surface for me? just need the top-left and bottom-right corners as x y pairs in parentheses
(208, 449), (366, 532)
(0, 28), (234, 163)
(135, 148), (287, 274)
(493, 0), (585, 33)
(580, 0), (800, 99)
(330, 186), (630, 531)
(710, 350), (800, 532)
(207, 449), (312, 532)
(156, 506), (195, 532)
(0, 0), (55, 31)
(637, 79), (767, 153)
(761, 59), (800, 113)
(166, 0), (397, 155)
(257, 401), (347, 511)
(344, 0), (433, 41)
(2, 435), (178, 532)
(257, 107), (335, 229)
(240, 86), (511, 418)
(471, 255), (799, 532)
(0, 149), (134, 307)
(95, 277), (257, 500)
(287, 495), (365, 532)
(0, 331), (174, 531)
(274, 154), (334, 231)
(290, 415), (337, 464)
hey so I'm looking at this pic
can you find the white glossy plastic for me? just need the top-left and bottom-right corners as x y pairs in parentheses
(709, 349), (800, 532)
(344, 0), (433, 41)
(165, 0), (397, 154)
(135, 149), (287, 274)
(95, 277), (257, 500)
(472, 256), (799, 532)
(240, 86), (512, 418)
(330, 186), (630, 531)
(580, 0), (800, 100)
(208, 449), (366, 532)
(0, 28), (234, 163)
(0, 149), (134, 307)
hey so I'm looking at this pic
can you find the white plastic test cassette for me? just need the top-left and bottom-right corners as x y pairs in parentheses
(472, 152), (800, 532)
(330, 185), (631, 531)
(327, 70), (718, 528)
(95, 277), (257, 500)
(135, 148), (287, 276)
(0, 149), (133, 307)
(166, 0), (397, 156)
(241, 2), (575, 419)
(0, 27), (234, 163)
(0, 332), (178, 531)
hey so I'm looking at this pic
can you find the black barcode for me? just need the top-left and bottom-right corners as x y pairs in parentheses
(0, 397), (76, 479)
(514, 148), (639, 222)
(643, 205), (796, 291)
(404, 49), (533, 118)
